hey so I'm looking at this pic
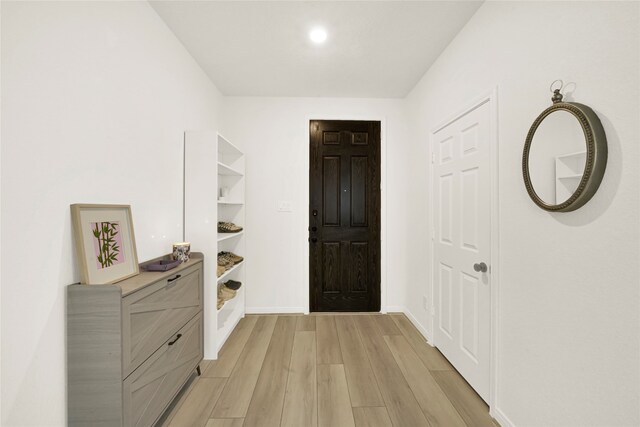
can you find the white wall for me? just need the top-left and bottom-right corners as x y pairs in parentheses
(1, 2), (223, 425)
(222, 97), (421, 314)
(404, 1), (640, 425)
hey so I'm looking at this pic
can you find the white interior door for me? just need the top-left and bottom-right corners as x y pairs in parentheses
(433, 100), (491, 402)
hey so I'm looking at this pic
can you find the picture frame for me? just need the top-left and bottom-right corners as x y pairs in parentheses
(71, 204), (140, 284)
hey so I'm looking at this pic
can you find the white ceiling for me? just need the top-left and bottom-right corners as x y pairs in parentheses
(150, 1), (483, 98)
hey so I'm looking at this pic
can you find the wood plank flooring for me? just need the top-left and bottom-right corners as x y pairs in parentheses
(159, 314), (498, 427)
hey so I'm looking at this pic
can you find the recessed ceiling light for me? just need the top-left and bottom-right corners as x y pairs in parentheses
(309, 27), (327, 44)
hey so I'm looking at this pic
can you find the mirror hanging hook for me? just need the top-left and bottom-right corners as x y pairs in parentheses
(550, 79), (564, 103)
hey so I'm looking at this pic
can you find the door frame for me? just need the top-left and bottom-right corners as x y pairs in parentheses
(303, 115), (388, 314)
(428, 88), (500, 412)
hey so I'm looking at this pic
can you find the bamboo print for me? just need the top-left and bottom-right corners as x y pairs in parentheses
(92, 221), (122, 268)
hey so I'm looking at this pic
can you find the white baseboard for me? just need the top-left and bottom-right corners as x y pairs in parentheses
(402, 307), (434, 345)
(491, 406), (515, 427)
(245, 307), (305, 314)
(385, 305), (405, 313)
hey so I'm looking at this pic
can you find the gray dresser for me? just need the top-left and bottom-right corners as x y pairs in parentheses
(67, 253), (204, 427)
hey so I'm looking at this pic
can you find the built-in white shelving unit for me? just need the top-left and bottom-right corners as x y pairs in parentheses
(215, 133), (246, 348)
(555, 151), (586, 203)
(184, 131), (245, 359)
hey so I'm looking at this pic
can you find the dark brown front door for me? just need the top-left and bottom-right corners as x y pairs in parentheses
(309, 120), (381, 312)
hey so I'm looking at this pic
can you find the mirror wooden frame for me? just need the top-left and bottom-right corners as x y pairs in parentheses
(522, 99), (607, 212)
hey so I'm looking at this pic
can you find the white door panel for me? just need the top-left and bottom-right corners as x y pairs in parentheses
(433, 101), (491, 402)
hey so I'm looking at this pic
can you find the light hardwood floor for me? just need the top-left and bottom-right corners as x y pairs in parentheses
(158, 314), (498, 427)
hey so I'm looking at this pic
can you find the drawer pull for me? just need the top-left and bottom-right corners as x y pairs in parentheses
(168, 334), (182, 346)
(167, 274), (182, 283)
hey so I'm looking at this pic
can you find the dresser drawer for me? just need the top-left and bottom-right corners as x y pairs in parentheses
(122, 264), (202, 377)
(123, 312), (203, 427)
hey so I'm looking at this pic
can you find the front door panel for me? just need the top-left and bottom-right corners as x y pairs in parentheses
(310, 120), (381, 312)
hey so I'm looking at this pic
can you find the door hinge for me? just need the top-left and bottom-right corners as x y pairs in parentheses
(431, 153), (435, 164)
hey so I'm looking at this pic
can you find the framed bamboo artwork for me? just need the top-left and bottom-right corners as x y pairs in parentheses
(71, 204), (139, 284)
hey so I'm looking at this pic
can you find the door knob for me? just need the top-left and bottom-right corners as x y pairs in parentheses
(310, 237), (318, 243)
(473, 262), (488, 273)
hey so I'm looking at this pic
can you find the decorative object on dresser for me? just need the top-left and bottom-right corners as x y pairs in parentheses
(67, 253), (204, 427)
(172, 241), (191, 262)
(145, 258), (181, 272)
(70, 204), (139, 284)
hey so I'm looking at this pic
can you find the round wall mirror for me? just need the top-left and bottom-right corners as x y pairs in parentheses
(522, 89), (607, 212)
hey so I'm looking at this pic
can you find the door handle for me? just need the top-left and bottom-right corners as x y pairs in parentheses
(310, 237), (318, 243)
(473, 262), (488, 273)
